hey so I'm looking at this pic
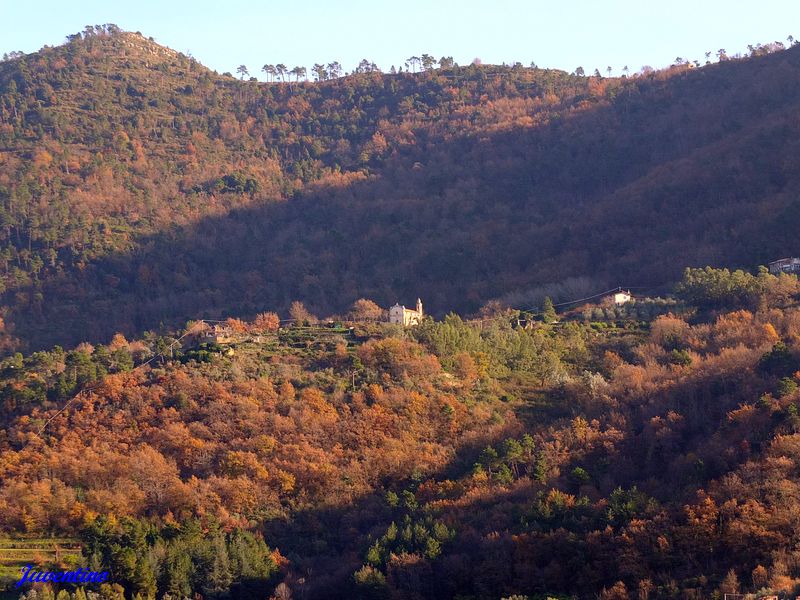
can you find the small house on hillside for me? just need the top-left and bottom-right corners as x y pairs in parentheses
(389, 298), (424, 326)
(612, 290), (633, 305)
(768, 257), (800, 275)
(202, 324), (237, 344)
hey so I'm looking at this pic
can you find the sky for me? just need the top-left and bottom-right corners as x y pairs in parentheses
(2, 0), (800, 78)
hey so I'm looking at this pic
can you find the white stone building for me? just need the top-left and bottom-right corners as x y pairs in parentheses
(613, 290), (633, 305)
(768, 257), (800, 275)
(389, 298), (424, 326)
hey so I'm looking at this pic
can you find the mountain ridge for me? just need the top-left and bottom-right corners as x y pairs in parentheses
(1, 28), (799, 350)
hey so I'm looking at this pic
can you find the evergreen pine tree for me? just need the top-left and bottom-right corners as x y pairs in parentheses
(205, 534), (233, 595)
(542, 296), (557, 323)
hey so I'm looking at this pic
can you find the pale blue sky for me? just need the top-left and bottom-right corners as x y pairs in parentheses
(2, 0), (799, 77)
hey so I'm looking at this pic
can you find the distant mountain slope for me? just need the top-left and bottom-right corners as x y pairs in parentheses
(2, 293), (800, 598)
(1, 27), (800, 350)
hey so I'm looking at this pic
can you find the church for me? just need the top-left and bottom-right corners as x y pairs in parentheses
(388, 298), (424, 326)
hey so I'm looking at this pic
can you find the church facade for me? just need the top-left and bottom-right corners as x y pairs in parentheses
(388, 298), (424, 326)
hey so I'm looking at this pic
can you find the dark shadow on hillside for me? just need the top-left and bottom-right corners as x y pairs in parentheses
(11, 46), (800, 351)
(257, 353), (772, 599)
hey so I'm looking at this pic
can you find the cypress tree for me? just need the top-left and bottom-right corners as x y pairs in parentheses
(542, 296), (557, 324)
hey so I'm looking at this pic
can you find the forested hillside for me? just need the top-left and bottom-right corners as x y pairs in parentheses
(2, 268), (800, 599)
(1, 27), (800, 352)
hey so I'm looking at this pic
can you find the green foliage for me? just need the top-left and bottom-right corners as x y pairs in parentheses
(533, 451), (548, 483)
(0, 341), (133, 413)
(365, 514), (454, 569)
(785, 402), (800, 432)
(494, 463), (514, 485)
(777, 377), (798, 397)
(413, 313), (572, 382)
(669, 348), (693, 366)
(181, 342), (223, 364)
(569, 467), (591, 485)
(207, 172), (260, 195)
(542, 297), (557, 324)
(401, 490), (418, 512)
(758, 342), (797, 377)
(475, 435), (538, 484)
(385, 490), (399, 508)
(525, 490), (593, 532)
(111, 348), (134, 372)
(606, 486), (656, 527)
(353, 565), (388, 598)
(677, 266), (759, 309)
(412, 313), (484, 368)
(676, 266), (799, 311)
(82, 516), (277, 598)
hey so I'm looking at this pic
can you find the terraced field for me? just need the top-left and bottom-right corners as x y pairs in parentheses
(0, 538), (82, 594)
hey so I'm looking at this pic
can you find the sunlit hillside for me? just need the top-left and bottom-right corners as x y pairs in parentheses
(2, 267), (800, 598)
(1, 28), (799, 351)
